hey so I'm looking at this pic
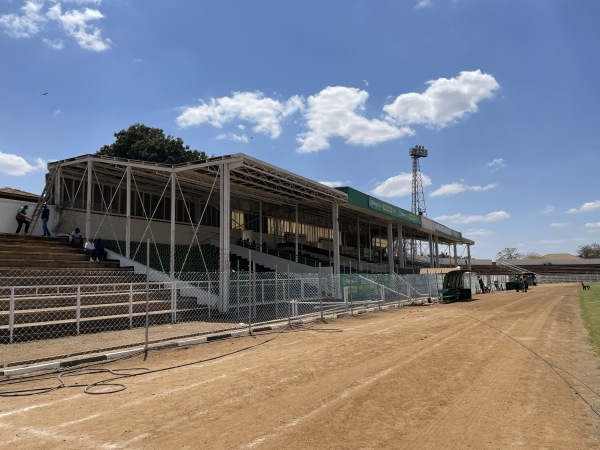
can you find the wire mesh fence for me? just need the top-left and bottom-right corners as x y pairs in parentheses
(0, 268), (440, 369)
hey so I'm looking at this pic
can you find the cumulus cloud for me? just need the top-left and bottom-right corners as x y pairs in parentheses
(565, 200), (600, 214)
(46, 4), (110, 51)
(549, 223), (569, 228)
(216, 132), (249, 143)
(585, 222), (600, 228)
(383, 70), (500, 127)
(429, 181), (496, 197)
(0, 0), (46, 38)
(0, 152), (46, 176)
(371, 172), (432, 198)
(319, 181), (346, 188)
(542, 205), (555, 214)
(487, 158), (505, 171)
(433, 211), (509, 224)
(0, 0), (110, 51)
(297, 86), (413, 153)
(176, 91), (303, 139)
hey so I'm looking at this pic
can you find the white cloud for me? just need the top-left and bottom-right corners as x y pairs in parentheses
(464, 228), (493, 236)
(42, 36), (64, 49)
(542, 205), (555, 214)
(371, 172), (432, 198)
(52, 109), (61, 117)
(319, 181), (346, 188)
(215, 132), (249, 143)
(429, 181), (496, 197)
(0, 0), (46, 38)
(565, 200), (600, 214)
(46, 4), (111, 51)
(433, 211), (510, 224)
(585, 222), (600, 228)
(297, 86), (413, 153)
(415, 0), (432, 9)
(0, 1), (110, 51)
(0, 152), (46, 176)
(176, 91), (303, 139)
(487, 158), (505, 171)
(549, 222), (569, 228)
(383, 70), (500, 127)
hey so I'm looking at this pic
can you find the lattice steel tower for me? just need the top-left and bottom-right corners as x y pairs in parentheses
(410, 145), (428, 216)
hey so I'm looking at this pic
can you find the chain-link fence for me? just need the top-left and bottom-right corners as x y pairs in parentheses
(0, 268), (442, 369)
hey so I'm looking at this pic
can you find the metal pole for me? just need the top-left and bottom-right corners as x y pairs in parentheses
(145, 239), (150, 359)
(319, 263), (323, 321)
(9, 288), (15, 344)
(76, 285), (81, 335)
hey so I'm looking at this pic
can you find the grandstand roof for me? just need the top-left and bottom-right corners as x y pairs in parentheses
(540, 253), (580, 260)
(48, 152), (472, 247)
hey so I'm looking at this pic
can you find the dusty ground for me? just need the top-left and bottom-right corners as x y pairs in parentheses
(0, 283), (599, 449)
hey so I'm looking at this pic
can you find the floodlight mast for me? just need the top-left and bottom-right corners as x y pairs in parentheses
(410, 145), (428, 217)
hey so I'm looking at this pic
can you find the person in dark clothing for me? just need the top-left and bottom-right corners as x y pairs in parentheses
(523, 276), (528, 292)
(15, 205), (30, 234)
(478, 276), (485, 294)
(41, 203), (51, 236)
(94, 238), (107, 261)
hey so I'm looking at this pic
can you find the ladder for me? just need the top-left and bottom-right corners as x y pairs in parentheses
(28, 165), (59, 235)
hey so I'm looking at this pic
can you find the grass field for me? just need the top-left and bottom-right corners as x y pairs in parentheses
(580, 282), (600, 357)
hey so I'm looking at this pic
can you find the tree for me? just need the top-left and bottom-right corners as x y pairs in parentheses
(577, 243), (600, 259)
(495, 247), (523, 260)
(96, 123), (208, 164)
(522, 252), (542, 259)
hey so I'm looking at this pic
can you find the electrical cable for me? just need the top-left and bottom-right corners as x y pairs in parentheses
(455, 309), (600, 418)
(0, 322), (316, 397)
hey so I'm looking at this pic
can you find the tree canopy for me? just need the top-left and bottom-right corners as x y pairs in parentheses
(96, 123), (208, 165)
(495, 247), (523, 260)
(577, 243), (600, 259)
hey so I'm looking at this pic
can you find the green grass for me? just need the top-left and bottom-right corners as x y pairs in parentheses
(580, 282), (600, 357)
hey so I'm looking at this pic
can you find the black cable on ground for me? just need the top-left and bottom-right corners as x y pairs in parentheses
(0, 323), (298, 397)
(455, 309), (600, 419)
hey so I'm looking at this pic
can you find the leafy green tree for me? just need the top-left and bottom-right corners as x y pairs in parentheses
(97, 123), (208, 164)
(495, 247), (523, 260)
(577, 243), (600, 259)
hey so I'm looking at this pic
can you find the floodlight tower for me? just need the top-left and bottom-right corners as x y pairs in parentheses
(410, 145), (428, 217)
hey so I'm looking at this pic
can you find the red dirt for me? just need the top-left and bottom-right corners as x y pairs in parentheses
(1, 283), (599, 449)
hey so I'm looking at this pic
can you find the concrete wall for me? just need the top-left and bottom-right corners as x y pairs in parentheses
(0, 199), (53, 236)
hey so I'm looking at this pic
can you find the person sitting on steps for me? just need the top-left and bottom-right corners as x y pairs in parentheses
(84, 237), (96, 261)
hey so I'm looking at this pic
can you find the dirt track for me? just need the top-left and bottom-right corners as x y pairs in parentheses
(1, 283), (599, 449)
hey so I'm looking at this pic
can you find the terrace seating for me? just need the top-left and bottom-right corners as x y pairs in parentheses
(0, 233), (204, 343)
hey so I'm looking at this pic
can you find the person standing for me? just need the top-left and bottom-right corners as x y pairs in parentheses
(478, 276), (485, 294)
(515, 275), (520, 292)
(523, 276), (528, 292)
(15, 204), (30, 234)
(41, 203), (51, 236)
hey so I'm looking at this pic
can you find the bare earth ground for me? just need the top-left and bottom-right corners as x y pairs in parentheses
(1, 283), (599, 449)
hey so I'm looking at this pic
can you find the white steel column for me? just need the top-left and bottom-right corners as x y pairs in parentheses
(86, 159), (92, 239)
(387, 221), (394, 274)
(397, 224), (405, 269)
(453, 242), (458, 267)
(259, 200), (263, 249)
(126, 166), (131, 259)
(54, 164), (62, 229)
(434, 235), (439, 268)
(357, 217), (361, 267)
(332, 202), (340, 275)
(170, 172), (176, 277)
(219, 163), (231, 312)
(429, 234), (434, 268)
(295, 203), (299, 262)
(466, 244), (472, 270)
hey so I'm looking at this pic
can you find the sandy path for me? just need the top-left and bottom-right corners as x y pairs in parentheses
(0, 283), (599, 449)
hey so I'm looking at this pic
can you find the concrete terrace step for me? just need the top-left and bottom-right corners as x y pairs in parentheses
(2, 260), (122, 269)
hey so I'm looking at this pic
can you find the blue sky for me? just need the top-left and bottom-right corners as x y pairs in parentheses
(1, 0), (599, 259)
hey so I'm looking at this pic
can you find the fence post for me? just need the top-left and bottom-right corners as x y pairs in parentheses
(129, 282), (133, 329)
(9, 287), (15, 344)
(319, 263), (323, 321)
(76, 285), (81, 335)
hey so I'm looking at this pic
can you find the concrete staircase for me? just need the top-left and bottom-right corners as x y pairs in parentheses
(0, 233), (205, 343)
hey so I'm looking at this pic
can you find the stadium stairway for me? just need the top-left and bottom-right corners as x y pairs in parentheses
(0, 233), (203, 343)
